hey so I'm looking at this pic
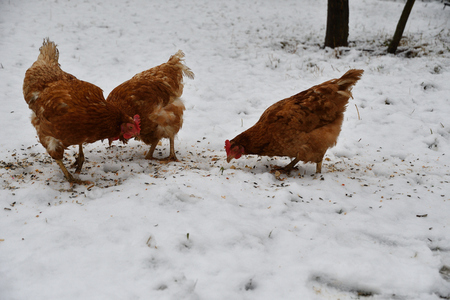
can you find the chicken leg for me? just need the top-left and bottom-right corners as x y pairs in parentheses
(145, 137), (178, 162)
(144, 141), (159, 160)
(275, 156), (322, 174)
(167, 136), (178, 161)
(282, 157), (301, 172)
(71, 144), (85, 174)
(56, 159), (92, 185)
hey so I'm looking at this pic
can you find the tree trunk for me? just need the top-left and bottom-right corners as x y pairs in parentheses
(387, 0), (416, 54)
(324, 0), (349, 48)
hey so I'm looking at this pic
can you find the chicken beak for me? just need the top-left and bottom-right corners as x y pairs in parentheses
(226, 155), (233, 163)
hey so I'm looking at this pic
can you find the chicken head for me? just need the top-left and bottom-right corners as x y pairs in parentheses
(122, 114), (141, 139)
(225, 140), (244, 163)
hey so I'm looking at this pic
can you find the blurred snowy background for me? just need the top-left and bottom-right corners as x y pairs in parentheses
(0, 0), (449, 299)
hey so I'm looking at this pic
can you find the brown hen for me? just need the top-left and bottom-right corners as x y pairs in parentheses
(106, 50), (194, 161)
(225, 69), (364, 173)
(23, 38), (141, 184)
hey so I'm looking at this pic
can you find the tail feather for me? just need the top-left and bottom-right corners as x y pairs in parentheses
(169, 50), (195, 80)
(337, 69), (364, 91)
(37, 38), (59, 64)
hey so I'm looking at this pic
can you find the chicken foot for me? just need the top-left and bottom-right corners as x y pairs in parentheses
(70, 144), (85, 174)
(145, 137), (178, 162)
(166, 136), (178, 161)
(285, 151), (323, 173)
(273, 157), (322, 174)
(270, 158), (299, 175)
(282, 157), (301, 172)
(145, 142), (158, 160)
(315, 161), (322, 173)
(56, 159), (92, 185)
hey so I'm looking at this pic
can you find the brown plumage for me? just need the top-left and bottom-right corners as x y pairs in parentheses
(225, 69), (364, 173)
(106, 50), (194, 161)
(23, 38), (141, 184)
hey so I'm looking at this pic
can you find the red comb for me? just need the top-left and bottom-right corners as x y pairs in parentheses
(225, 140), (231, 153)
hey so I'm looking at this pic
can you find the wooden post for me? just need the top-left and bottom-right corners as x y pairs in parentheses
(387, 0), (416, 54)
(324, 0), (349, 48)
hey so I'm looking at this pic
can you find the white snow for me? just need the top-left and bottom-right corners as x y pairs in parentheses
(1, 0), (450, 299)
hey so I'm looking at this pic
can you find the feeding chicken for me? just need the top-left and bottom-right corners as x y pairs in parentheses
(23, 38), (141, 184)
(106, 50), (194, 161)
(225, 69), (364, 173)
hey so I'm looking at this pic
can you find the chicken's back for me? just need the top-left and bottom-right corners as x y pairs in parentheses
(132, 50), (194, 98)
(23, 38), (76, 111)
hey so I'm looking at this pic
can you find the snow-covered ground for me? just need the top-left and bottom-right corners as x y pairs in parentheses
(1, 0), (449, 299)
